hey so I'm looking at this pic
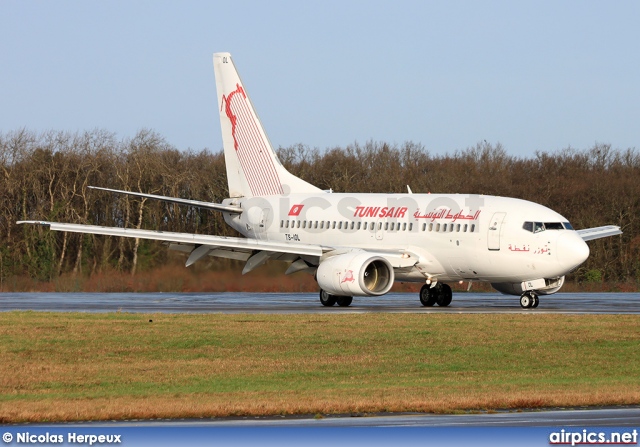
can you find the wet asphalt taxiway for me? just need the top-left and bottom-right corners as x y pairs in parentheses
(1, 291), (639, 314)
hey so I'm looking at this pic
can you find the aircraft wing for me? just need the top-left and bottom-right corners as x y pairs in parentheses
(17, 220), (420, 273)
(576, 225), (622, 241)
(87, 186), (243, 214)
(17, 221), (324, 258)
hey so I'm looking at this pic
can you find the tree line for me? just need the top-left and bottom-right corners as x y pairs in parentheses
(0, 128), (637, 288)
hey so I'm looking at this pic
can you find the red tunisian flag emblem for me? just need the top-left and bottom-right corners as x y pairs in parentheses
(288, 204), (304, 216)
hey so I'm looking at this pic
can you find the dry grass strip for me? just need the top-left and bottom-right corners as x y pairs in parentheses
(1, 312), (639, 422)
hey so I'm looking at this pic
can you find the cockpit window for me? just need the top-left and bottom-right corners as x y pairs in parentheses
(522, 221), (571, 233)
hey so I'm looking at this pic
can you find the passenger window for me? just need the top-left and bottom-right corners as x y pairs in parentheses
(456, 224), (460, 232)
(409, 223), (412, 231)
(470, 224), (475, 232)
(436, 223), (441, 232)
(296, 220), (301, 229)
(422, 223), (426, 231)
(302, 221), (306, 229)
(463, 224), (468, 232)
(429, 223), (433, 232)
(391, 222), (395, 231)
(442, 224), (447, 232)
(320, 221), (324, 229)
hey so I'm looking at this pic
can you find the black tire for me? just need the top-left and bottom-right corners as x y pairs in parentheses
(532, 295), (540, 308)
(436, 283), (453, 307)
(319, 289), (337, 307)
(336, 296), (353, 307)
(419, 284), (437, 306)
(520, 293), (532, 308)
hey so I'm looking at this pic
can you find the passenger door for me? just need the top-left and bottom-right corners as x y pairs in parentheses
(487, 212), (506, 250)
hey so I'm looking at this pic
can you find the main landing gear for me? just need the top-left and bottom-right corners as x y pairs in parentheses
(319, 289), (353, 307)
(520, 291), (539, 309)
(419, 283), (452, 307)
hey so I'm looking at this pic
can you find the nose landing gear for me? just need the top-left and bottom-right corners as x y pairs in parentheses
(520, 291), (539, 309)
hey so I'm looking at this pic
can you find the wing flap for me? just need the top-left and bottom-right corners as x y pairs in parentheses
(576, 225), (622, 241)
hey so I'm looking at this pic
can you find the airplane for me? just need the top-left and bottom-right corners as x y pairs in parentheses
(18, 52), (623, 309)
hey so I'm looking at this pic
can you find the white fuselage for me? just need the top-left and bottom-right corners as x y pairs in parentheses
(223, 193), (589, 284)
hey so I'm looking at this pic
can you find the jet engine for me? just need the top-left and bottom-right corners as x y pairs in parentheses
(491, 276), (565, 296)
(317, 251), (394, 296)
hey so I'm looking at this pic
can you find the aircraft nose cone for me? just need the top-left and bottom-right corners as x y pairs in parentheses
(557, 232), (590, 271)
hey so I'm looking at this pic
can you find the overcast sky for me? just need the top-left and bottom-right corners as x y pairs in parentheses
(1, 1), (638, 157)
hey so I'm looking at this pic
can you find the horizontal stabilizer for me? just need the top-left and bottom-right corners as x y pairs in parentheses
(576, 225), (622, 241)
(88, 186), (243, 214)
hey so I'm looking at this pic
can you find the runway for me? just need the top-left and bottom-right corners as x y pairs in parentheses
(1, 291), (639, 314)
(102, 407), (640, 427)
(9, 407), (640, 427)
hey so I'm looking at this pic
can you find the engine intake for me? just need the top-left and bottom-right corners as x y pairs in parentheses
(317, 251), (394, 296)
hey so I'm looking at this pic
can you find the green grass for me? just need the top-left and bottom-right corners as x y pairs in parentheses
(1, 312), (639, 422)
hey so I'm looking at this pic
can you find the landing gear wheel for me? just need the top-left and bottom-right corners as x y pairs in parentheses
(436, 284), (453, 307)
(419, 284), (437, 307)
(319, 289), (337, 307)
(336, 296), (353, 307)
(520, 291), (538, 309)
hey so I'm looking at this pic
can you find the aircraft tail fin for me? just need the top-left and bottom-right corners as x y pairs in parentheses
(213, 52), (322, 198)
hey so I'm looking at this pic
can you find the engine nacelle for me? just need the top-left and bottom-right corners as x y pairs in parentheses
(317, 251), (394, 296)
(491, 276), (565, 296)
